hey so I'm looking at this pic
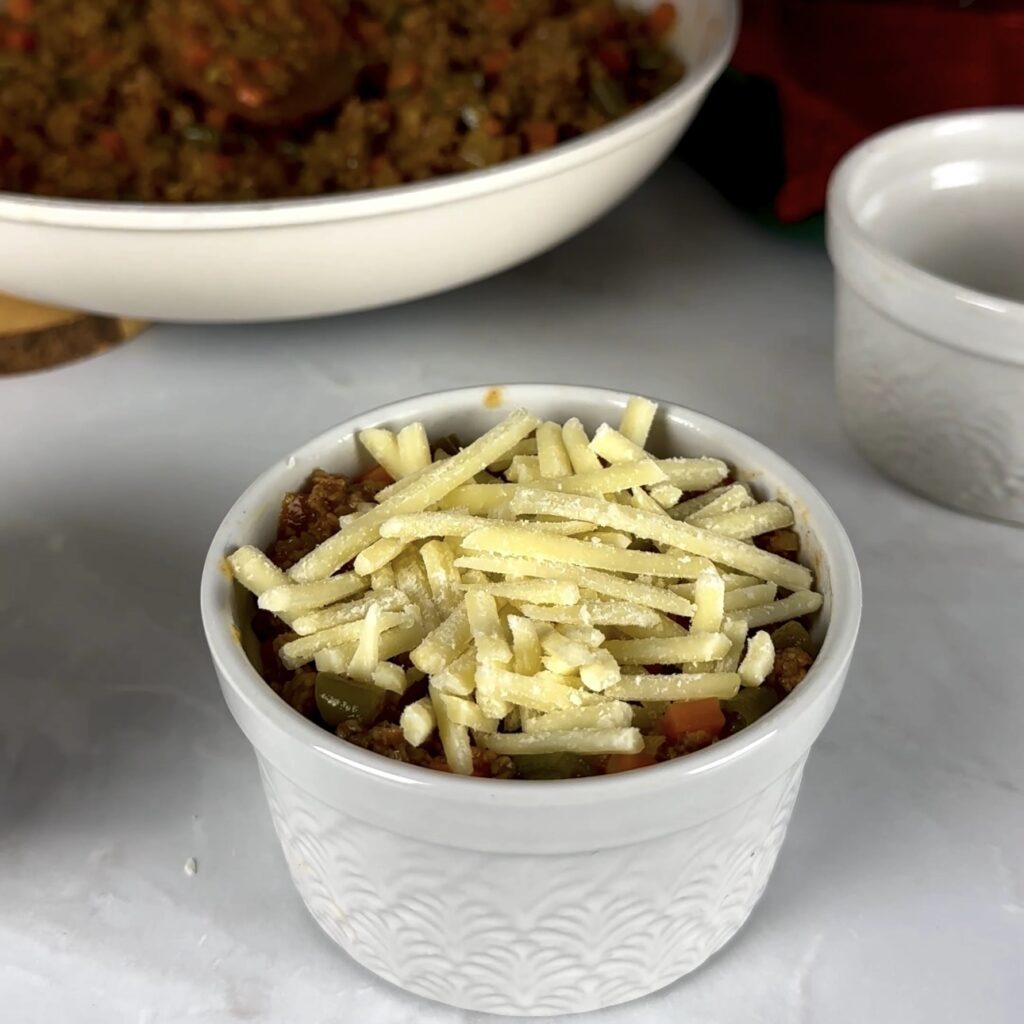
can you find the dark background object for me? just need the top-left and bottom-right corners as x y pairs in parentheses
(679, 0), (1024, 222)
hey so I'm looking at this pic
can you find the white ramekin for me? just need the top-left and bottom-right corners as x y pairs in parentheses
(0, 0), (736, 322)
(199, 384), (861, 1016)
(827, 109), (1024, 525)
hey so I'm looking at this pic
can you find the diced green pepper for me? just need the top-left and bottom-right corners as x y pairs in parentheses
(512, 752), (594, 780)
(315, 672), (385, 728)
(770, 620), (813, 653)
(590, 76), (627, 118)
(722, 687), (779, 730)
(635, 48), (664, 72)
(182, 123), (219, 146)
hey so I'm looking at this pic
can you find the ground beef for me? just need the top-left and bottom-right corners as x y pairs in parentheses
(281, 670), (318, 719)
(256, 470), (375, 718)
(0, 0), (683, 202)
(757, 528), (802, 561)
(656, 729), (716, 761)
(473, 748), (518, 779)
(336, 719), (439, 767)
(768, 646), (814, 695)
(268, 468), (382, 570)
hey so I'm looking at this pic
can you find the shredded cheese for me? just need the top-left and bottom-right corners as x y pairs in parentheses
(605, 672), (742, 702)
(516, 599), (660, 629)
(739, 630), (776, 687)
(400, 697), (436, 747)
(354, 537), (407, 576)
(463, 578), (580, 605)
(524, 701), (633, 732)
(410, 603), (472, 675)
(437, 692), (500, 733)
(730, 590), (823, 628)
(396, 422), (431, 477)
(279, 609), (414, 670)
(618, 396), (658, 448)
(227, 546), (289, 596)
(691, 568), (726, 633)
(418, 538), (462, 617)
(699, 501), (795, 539)
(288, 408), (539, 581)
(290, 588), (408, 636)
(604, 632), (732, 665)
(465, 588), (513, 665)
(462, 524), (708, 579)
(258, 572), (366, 614)
(507, 488), (813, 591)
(430, 684), (473, 775)
(480, 727), (644, 756)
(536, 421), (573, 478)
(228, 396), (825, 776)
(561, 417), (603, 474)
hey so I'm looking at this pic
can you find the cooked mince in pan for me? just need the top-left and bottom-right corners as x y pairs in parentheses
(228, 400), (824, 780)
(0, 0), (684, 201)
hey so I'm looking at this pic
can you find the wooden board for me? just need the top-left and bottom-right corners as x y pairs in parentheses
(0, 293), (147, 374)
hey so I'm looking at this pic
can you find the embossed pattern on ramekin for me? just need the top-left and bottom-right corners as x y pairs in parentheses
(836, 286), (1024, 523)
(257, 756), (806, 1017)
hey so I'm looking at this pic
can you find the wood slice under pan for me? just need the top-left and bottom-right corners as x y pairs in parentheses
(0, 292), (147, 375)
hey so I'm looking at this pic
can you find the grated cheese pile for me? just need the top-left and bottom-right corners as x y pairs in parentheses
(228, 398), (824, 775)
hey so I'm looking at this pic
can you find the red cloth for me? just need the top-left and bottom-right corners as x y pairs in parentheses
(733, 1), (1024, 221)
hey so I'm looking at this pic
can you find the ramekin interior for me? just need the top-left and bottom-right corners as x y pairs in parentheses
(827, 108), (1024, 366)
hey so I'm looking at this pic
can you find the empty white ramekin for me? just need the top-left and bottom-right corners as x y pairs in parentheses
(200, 384), (861, 1016)
(828, 110), (1024, 525)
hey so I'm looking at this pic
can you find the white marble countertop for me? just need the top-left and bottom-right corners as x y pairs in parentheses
(2, 165), (1021, 1024)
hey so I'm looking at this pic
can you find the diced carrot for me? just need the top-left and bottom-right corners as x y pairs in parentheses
(471, 749), (494, 777)
(85, 47), (111, 70)
(234, 82), (270, 109)
(596, 42), (629, 76)
(255, 58), (283, 80)
(523, 121), (558, 152)
(356, 464), (393, 486)
(646, 2), (677, 38)
(480, 50), (510, 76)
(204, 107), (229, 130)
(387, 61), (421, 92)
(97, 128), (125, 160)
(214, 0), (242, 15)
(353, 16), (385, 44)
(481, 116), (502, 136)
(181, 35), (212, 71)
(487, 0), (512, 15)
(7, 0), (34, 24)
(4, 27), (35, 52)
(660, 698), (725, 742)
(594, 8), (624, 37)
(606, 751), (657, 774)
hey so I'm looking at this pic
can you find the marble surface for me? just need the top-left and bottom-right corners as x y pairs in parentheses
(1, 165), (1021, 1024)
